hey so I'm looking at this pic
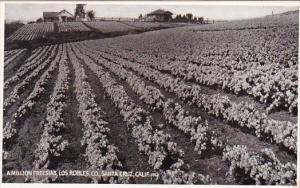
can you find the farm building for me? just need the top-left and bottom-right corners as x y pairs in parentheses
(146, 9), (173, 22)
(43, 9), (74, 22)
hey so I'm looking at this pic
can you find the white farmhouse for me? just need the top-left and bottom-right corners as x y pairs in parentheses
(43, 9), (74, 22)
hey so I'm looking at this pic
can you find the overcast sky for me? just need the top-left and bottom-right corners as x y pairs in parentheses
(5, 3), (298, 22)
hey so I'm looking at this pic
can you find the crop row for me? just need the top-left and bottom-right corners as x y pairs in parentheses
(3, 45), (58, 113)
(73, 42), (296, 185)
(3, 44), (63, 149)
(70, 42), (211, 184)
(188, 12), (297, 31)
(29, 45), (69, 183)
(84, 21), (134, 33)
(4, 45), (53, 89)
(74, 42), (214, 156)
(67, 44), (129, 183)
(4, 49), (27, 67)
(84, 13), (297, 115)
(7, 22), (54, 41)
(105, 48), (297, 115)
(58, 22), (90, 32)
(82, 45), (296, 154)
(223, 145), (296, 185)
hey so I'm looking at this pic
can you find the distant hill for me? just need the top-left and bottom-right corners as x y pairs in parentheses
(277, 10), (299, 16)
(265, 9), (299, 17)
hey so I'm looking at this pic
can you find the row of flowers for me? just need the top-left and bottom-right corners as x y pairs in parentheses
(77, 43), (212, 157)
(111, 48), (297, 114)
(223, 145), (296, 185)
(68, 44), (129, 183)
(4, 48), (27, 68)
(3, 44), (63, 158)
(71, 42), (211, 184)
(95, 50), (296, 154)
(7, 22), (54, 41)
(4, 45), (58, 113)
(4, 45), (53, 89)
(75, 41), (296, 185)
(58, 22), (90, 33)
(29, 44), (69, 183)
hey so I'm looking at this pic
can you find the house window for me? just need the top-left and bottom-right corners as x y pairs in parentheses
(61, 16), (67, 22)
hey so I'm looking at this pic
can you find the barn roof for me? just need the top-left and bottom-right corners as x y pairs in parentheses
(57, 9), (74, 17)
(147, 9), (173, 16)
(43, 9), (73, 18)
(43, 12), (58, 18)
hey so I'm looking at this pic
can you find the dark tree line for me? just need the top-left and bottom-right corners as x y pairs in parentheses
(138, 12), (206, 24)
(173, 13), (204, 24)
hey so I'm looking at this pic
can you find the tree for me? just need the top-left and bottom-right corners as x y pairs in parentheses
(138, 14), (143, 19)
(36, 17), (43, 23)
(198, 17), (204, 24)
(175, 14), (182, 22)
(174, 14), (181, 22)
(186, 13), (193, 22)
(193, 17), (197, 23)
(182, 14), (187, 22)
(75, 4), (86, 20)
(86, 10), (95, 21)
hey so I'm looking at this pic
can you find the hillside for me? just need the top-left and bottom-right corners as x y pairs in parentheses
(3, 10), (298, 184)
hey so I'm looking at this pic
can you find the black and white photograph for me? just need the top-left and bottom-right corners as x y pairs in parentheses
(1, 1), (299, 186)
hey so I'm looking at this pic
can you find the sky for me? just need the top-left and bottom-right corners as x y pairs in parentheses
(5, 3), (299, 22)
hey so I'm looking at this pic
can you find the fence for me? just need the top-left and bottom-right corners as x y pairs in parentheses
(95, 17), (137, 22)
(94, 17), (227, 25)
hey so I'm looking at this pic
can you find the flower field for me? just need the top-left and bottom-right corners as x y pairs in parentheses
(57, 22), (91, 32)
(6, 22), (54, 41)
(5, 21), (185, 42)
(4, 48), (27, 67)
(120, 21), (185, 30)
(84, 21), (135, 33)
(2, 11), (298, 185)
